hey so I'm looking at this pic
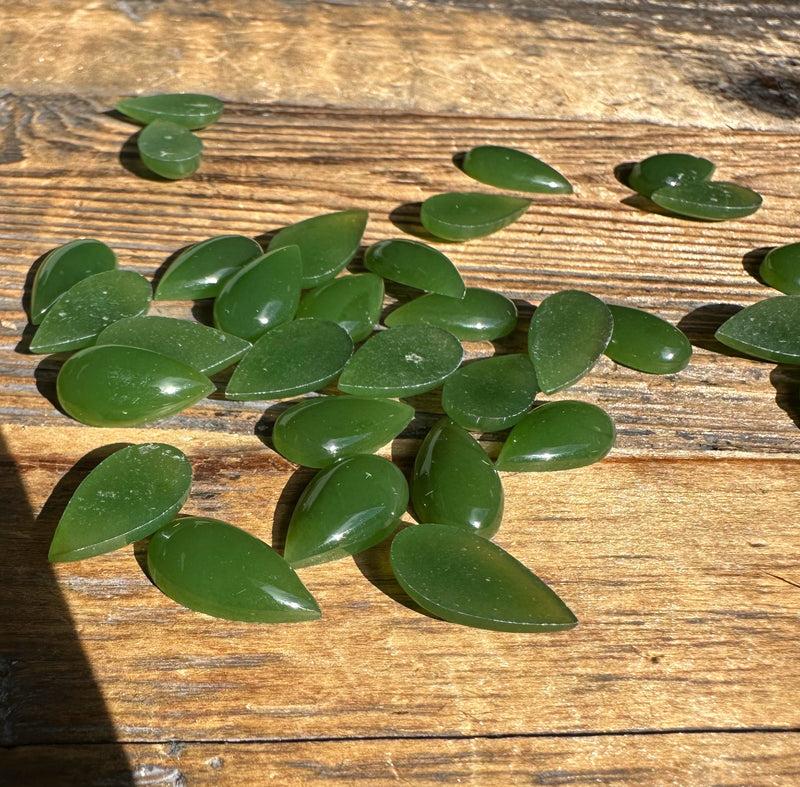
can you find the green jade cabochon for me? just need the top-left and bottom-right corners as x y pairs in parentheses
(715, 295), (800, 364)
(460, 145), (573, 194)
(650, 181), (762, 221)
(420, 192), (531, 241)
(137, 120), (203, 180)
(627, 153), (715, 198)
(759, 243), (800, 295)
(116, 93), (224, 129)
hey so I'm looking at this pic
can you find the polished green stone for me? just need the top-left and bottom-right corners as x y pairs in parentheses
(338, 324), (463, 398)
(30, 239), (117, 324)
(96, 315), (251, 375)
(605, 305), (692, 374)
(226, 318), (353, 400)
(715, 295), (800, 363)
(137, 120), (203, 179)
(650, 181), (762, 221)
(411, 418), (503, 538)
(116, 93), (224, 129)
(267, 209), (368, 288)
(296, 273), (384, 342)
(495, 400), (615, 472)
(154, 235), (263, 301)
(441, 354), (538, 432)
(627, 153), (715, 198)
(390, 523), (577, 632)
(213, 245), (302, 342)
(528, 290), (613, 394)
(284, 455), (408, 569)
(29, 270), (152, 354)
(460, 145), (573, 194)
(364, 239), (465, 298)
(272, 395), (414, 468)
(57, 345), (214, 427)
(760, 243), (800, 295)
(147, 516), (320, 622)
(420, 192), (531, 241)
(48, 443), (192, 562)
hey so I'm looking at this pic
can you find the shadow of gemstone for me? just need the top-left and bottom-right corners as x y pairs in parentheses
(676, 303), (747, 354)
(742, 246), (773, 286)
(271, 465), (318, 554)
(389, 202), (444, 243)
(189, 297), (215, 326)
(118, 129), (170, 181)
(149, 243), (193, 291)
(253, 399), (299, 449)
(345, 243), (369, 275)
(452, 151), (467, 171)
(614, 161), (636, 188)
(33, 353), (70, 414)
(252, 227), (285, 249)
(770, 364), (800, 430)
(132, 537), (153, 584)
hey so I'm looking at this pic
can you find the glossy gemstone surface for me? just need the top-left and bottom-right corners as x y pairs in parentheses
(495, 400), (616, 472)
(272, 395), (414, 468)
(137, 119), (203, 179)
(759, 243), (800, 295)
(411, 418), (503, 538)
(528, 290), (613, 394)
(57, 345), (214, 427)
(390, 524), (578, 632)
(627, 153), (715, 197)
(715, 295), (800, 363)
(420, 192), (531, 241)
(384, 287), (518, 341)
(48, 443), (192, 562)
(441, 354), (538, 432)
(154, 235), (262, 300)
(30, 239), (117, 324)
(226, 318), (353, 400)
(605, 305), (692, 374)
(650, 181), (762, 221)
(460, 145), (573, 194)
(116, 93), (224, 129)
(147, 516), (321, 622)
(30, 270), (152, 354)
(267, 209), (368, 288)
(284, 455), (408, 569)
(338, 324), (463, 397)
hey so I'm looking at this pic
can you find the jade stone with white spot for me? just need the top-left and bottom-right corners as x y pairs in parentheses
(116, 93), (224, 129)
(760, 243), (800, 295)
(715, 295), (800, 363)
(137, 120), (203, 180)
(650, 181), (762, 221)
(420, 192), (531, 241)
(461, 145), (573, 194)
(628, 153), (715, 198)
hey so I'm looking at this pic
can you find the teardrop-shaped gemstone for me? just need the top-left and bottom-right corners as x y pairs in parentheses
(154, 235), (262, 301)
(384, 287), (517, 341)
(715, 295), (800, 363)
(364, 238), (465, 298)
(528, 290), (613, 394)
(226, 318), (353, 400)
(338, 324), (463, 398)
(272, 395), (414, 468)
(605, 305), (692, 374)
(296, 273), (384, 342)
(30, 238), (117, 324)
(57, 345), (214, 427)
(420, 192), (531, 241)
(29, 269), (152, 354)
(411, 418), (503, 538)
(212, 245), (302, 342)
(48, 443), (192, 562)
(460, 146), (573, 194)
(116, 93), (224, 129)
(284, 455), (408, 569)
(759, 243), (800, 295)
(96, 315), (251, 375)
(627, 153), (715, 198)
(147, 516), (320, 622)
(441, 354), (538, 432)
(267, 209), (368, 288)
(137, 120), (203, 179)
(650, 181), (762, 221)
(390, 523), (577, 632)
(496, 400), (615, 472)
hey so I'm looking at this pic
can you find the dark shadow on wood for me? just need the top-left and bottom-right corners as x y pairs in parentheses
(742, 246), (773, 286)
(33, 353), (70, 414)
(613, 161), (636, 188)
(270, 465), (317, 554)
(770, 364), (800, 430)
(676, 303), (747, 354)
(389, 202), (451, 242)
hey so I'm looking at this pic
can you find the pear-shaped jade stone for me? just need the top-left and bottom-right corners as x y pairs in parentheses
(272, 395), (414, 468)
(364, 238), (465, 298)
(29, 269), (152, 355)
(760, 243), (800, 295)
(154, 235), (262, 301)
(411, 418), (503, 538)
(116, 93), (224, 129)
(57, 345), (214, 427)
(496, 400), (615, 472)
(147, 516), (321, 622)
(30, 238), (117, 324)
(605, 305), (692, 374)
(528, 290), (613, 394)
(715, 295), (800, 364)
(338, 324), (463, 398)
(627, 153), (715, 198)
(48, 443), (192, 562)
(226, 318), (353, 400)
(284, 454), (408, 569)
(461, 145), (573, 194)
(650, 181), (762, 221)
(384, 287), (518, 341)
(137, 120), (203, 180)
(420, 192), (531, 241)
(267, 209), (368, 288)
(96, 315), (251, 375)
(390, 523), (578, 632)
